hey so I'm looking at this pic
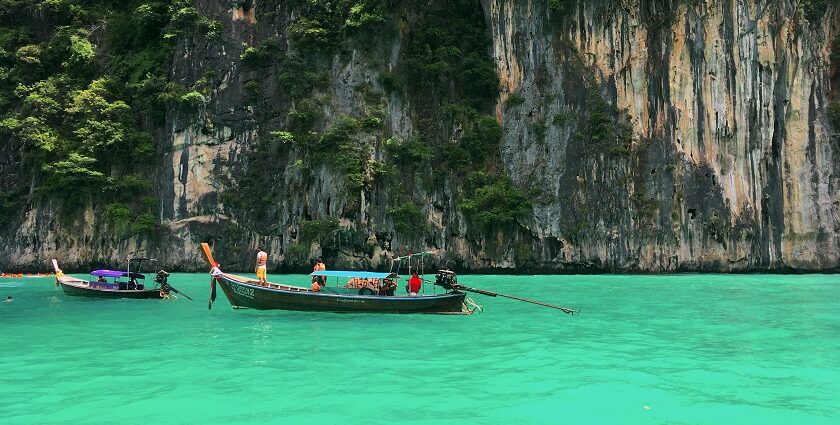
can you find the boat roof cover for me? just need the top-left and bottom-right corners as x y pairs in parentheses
(393, 251), (434, 260)
(309, 270), (396, 279)
(90, 270), (145, 279)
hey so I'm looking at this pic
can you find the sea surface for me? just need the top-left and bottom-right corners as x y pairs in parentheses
(1, 273), (838, 424)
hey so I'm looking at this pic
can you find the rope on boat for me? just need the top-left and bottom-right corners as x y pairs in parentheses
(462, 297), (483, 315)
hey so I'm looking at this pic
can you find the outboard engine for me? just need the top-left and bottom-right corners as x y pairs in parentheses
(155, 270), (171, 295)
(434, 270), (457, 290)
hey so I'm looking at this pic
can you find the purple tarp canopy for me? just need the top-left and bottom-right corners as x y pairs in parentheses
(90, 270), (145, 279)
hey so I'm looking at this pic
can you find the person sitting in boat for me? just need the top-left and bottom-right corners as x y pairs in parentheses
(255, 246), (268, 286)
(380, 278), (397, 296)
(407, 272), (422, 296)
(312, 258), (326, 286)
(96, 276), (107, 283)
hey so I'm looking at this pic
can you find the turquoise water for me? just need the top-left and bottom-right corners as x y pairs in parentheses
(1, 273), (838, 424)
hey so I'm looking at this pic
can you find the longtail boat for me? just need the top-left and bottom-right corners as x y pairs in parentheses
(52, 258), (188, 300)
(201, 243), (577, 315)
(201, 243), (469, 313)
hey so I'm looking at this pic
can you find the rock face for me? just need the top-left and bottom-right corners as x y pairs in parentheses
(2, 0), (840, 273)
(488, 0), (840, 271)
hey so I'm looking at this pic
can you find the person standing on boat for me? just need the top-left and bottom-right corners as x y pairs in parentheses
(407, 272), (422, 296)
(255, 246), (268, 286)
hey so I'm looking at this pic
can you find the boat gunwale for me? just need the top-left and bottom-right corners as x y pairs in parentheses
(219, 273), (310, 292)
(218, 273), (462, 301)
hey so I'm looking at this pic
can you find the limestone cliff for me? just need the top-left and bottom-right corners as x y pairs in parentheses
(488, 0), (840, 271)
(2, 0), (839, 273)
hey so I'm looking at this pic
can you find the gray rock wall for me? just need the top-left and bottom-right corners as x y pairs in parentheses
(2, 0), (839, 273)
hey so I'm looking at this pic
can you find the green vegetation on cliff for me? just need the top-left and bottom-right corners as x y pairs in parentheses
(0, 0), (752, 256)
(389, 0), (530, 236)
(0, 0), (218, 236)
(219, 0), (532, 251)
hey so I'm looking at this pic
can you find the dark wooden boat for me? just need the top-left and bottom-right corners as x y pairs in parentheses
(201, 243), (467, 314)
(52, 259), (169, 299)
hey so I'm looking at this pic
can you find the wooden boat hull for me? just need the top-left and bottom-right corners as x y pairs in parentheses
(216, 275), (465, 313)
(58, 280), (163, 299)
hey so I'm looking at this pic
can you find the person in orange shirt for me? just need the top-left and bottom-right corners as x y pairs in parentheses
(255, 246), (268, 286)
